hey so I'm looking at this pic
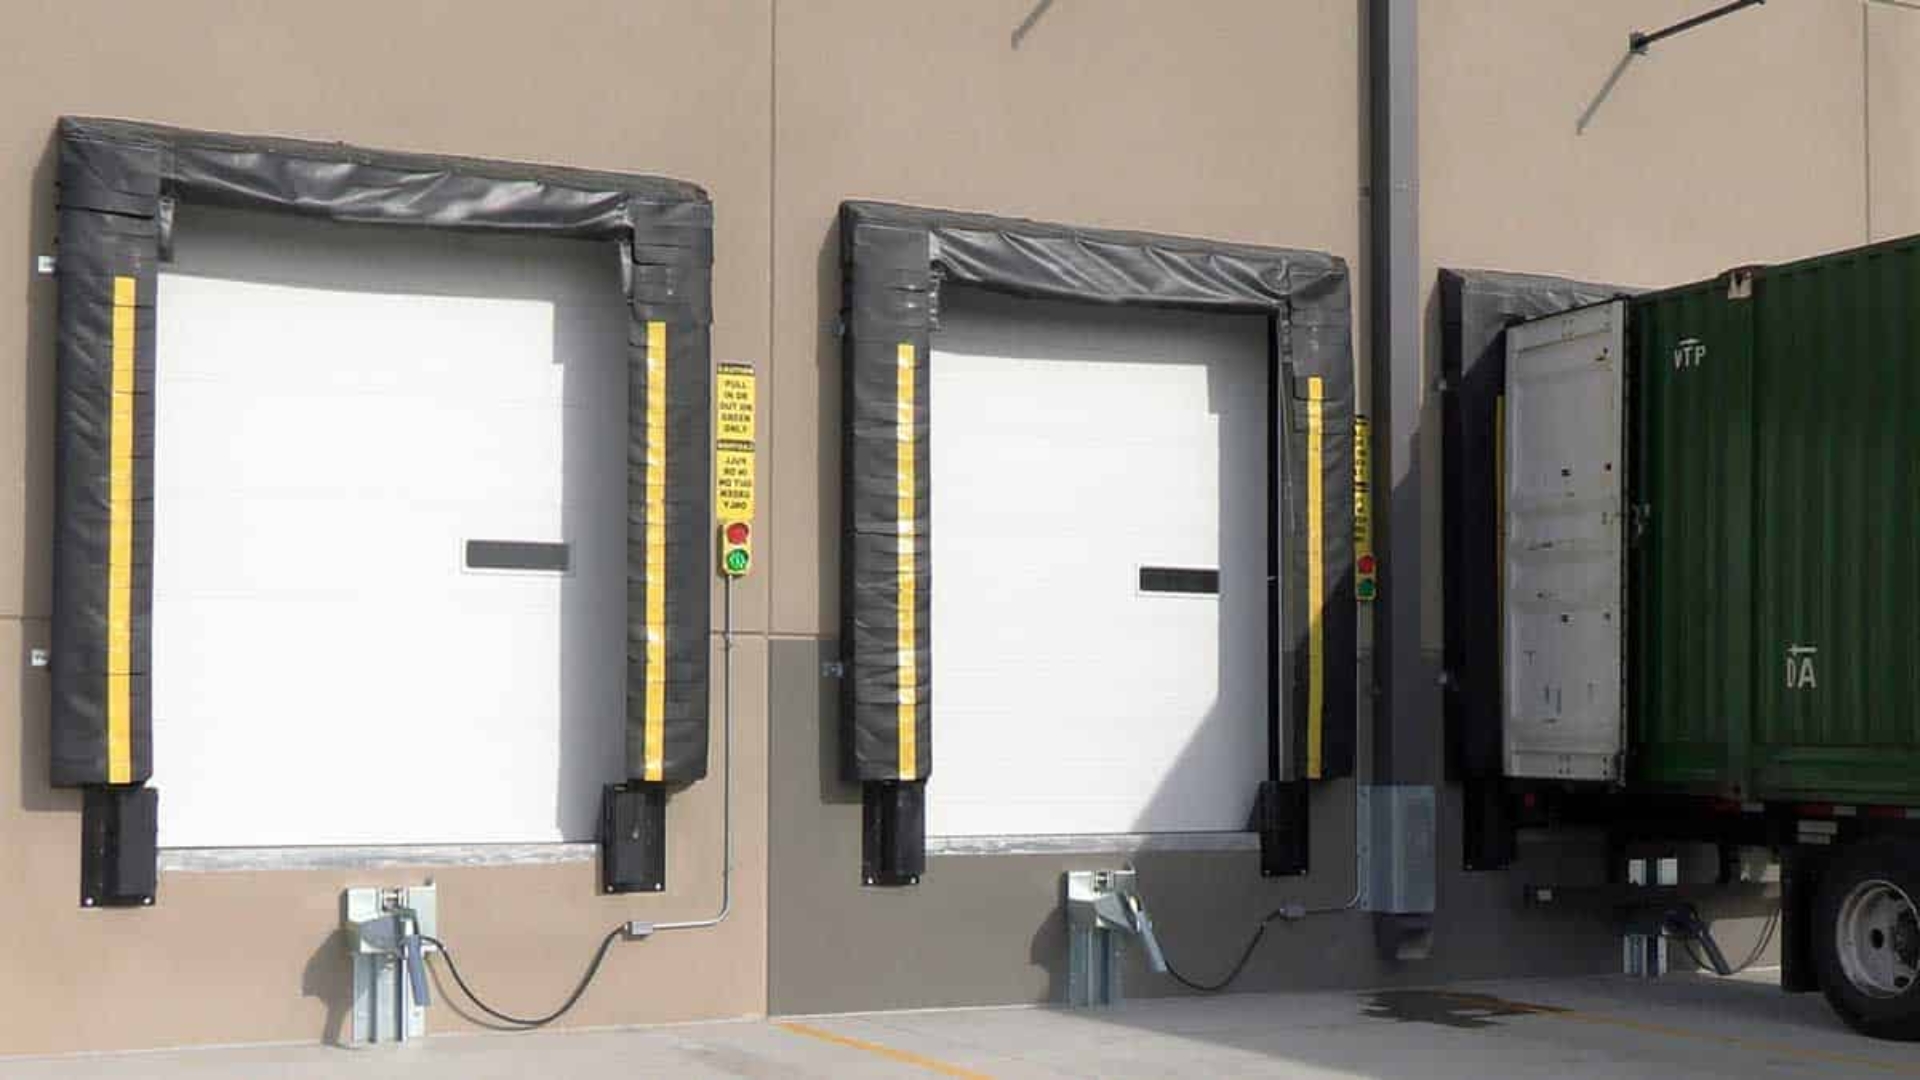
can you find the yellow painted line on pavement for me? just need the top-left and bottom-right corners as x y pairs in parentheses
(1438, 992), (1920, 1075)
(777, 1021), (993, 1079)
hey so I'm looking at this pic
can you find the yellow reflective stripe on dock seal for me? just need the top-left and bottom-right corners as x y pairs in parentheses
(643, 320), (667, 781)
(107, 275), (136, 784)
(1305, 376), (1325, 780)
(896, 342), (918, 780)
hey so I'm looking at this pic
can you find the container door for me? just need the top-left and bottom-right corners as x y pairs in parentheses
(1502, 301), (1626, 781)
(1630, 280), (1755, 793)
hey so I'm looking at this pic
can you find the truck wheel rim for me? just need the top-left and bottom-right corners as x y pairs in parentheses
(1835, 878), (1920, 999)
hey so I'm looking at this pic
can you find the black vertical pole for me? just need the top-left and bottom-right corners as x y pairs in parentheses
(1367, 0), (1438, 961)
(1630, 0), (1765, 54)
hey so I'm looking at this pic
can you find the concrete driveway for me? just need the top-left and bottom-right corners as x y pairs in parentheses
(5, 972), (1913, 1078)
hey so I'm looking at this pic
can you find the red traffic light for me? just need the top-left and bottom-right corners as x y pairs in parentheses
(724, 521), (751, 545)
(1357, 553), (1377, 575)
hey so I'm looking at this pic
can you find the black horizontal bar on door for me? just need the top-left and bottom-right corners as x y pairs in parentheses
(1139, 566), (1220, 595)
(466, 540), (570, 573)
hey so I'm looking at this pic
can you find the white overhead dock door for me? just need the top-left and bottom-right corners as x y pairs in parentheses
(150, 207), (630, 848)
(928, 287), (1271, 838)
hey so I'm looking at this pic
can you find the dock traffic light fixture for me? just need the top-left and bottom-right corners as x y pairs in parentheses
(720, 520), (752, 577)
(1353, 416), (1377, 602)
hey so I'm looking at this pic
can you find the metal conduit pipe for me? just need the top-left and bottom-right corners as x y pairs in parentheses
(423, 575), (737, 1030)
(638, 577), (736, 935)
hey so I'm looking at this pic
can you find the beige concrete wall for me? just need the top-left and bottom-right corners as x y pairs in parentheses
(765, 0), (1899, 1015)
(1419, 0), (1887, 648)
(2, 0), (1911, 1054)
(0, 0), (772, 1055)
(765, 0), (1363, 637)
(762, 0), (1371, 1015)
(1869, 1), (1920, 240)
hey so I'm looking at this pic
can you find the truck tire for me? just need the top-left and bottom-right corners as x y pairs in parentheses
(1814, 838), (1920, 1040)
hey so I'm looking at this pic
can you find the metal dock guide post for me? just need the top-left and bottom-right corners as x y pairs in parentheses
(1064, 869), (1167, 1007)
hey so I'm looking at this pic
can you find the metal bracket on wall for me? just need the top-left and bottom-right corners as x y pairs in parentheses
(345, 883), (437, 1045)
(1630, 0), (1766, 54)
(1357, 786), (1437, 915)
(1063, 868), (1168, 1007)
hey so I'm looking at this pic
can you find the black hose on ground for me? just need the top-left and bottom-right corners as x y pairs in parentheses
(1667, 906), (1780, 977)
(1160, 902), (1320, 993)
(1163, 922), (1273, 993)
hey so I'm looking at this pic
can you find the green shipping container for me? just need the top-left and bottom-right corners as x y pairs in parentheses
(1631, 237), (1920, 804)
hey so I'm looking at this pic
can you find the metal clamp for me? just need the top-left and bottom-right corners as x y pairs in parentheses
(1064, 869), (1167, 1007)
(345, 884), (438, 1044)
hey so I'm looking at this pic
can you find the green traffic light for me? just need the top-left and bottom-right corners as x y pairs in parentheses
(725, 548), (750, 574)
(1356, 578), (1377, 601)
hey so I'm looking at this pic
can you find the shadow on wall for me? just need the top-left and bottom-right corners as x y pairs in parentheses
(18, 127), (75, 816)
(300, 928), (353, 1046)
(815, 223), (857, 806)
(551, 234), (632, 844)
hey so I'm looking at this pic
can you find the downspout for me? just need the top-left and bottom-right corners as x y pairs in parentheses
(1365, 0), (1439, 961)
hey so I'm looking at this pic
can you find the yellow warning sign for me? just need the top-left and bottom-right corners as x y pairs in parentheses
(1353, 416), (1370, 489)
(717, 362), (756, 444)
(1353, 416), (1372, 550)
(717, 444), (755, 519)
(716, 362), (756, 521)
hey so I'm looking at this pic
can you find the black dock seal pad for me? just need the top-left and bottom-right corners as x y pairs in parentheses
(81, 785), (157, 907)
(837, 202), (1357, 892)
(840, 200), (1355, 789)
(1438, 269), (1633, 782)
(1254, 779), (1310, 877)
(862, 781), (926, 887)
(49, 117), (714, 791)
(600, 782), (667, 893)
